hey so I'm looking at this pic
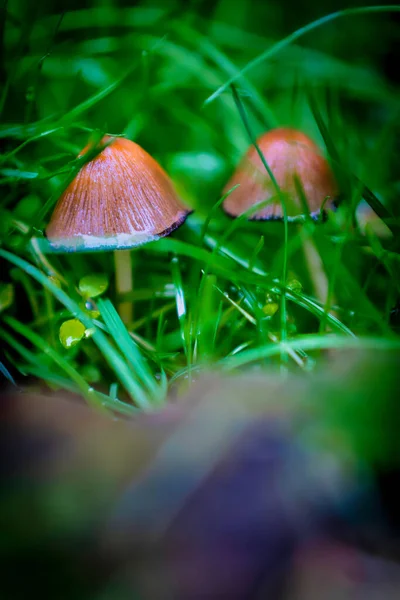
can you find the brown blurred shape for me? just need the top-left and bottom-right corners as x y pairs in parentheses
(1, 351), (400, 599)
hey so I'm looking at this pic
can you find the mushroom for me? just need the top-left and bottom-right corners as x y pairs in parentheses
(223, 127), (337, 220)
(222, 127), (338, 308)
(46, 135), (191, 322)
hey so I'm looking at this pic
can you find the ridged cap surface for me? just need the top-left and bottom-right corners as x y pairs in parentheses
(223, 128), (337, 220)
(46, 136), (190, 251)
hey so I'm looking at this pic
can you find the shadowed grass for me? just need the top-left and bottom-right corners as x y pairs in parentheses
(204, 5), (400, 105)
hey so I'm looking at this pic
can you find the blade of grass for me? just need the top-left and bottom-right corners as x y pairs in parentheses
(0, 359), (17, 386)
(96, 297), (161, 406)
(221, 333), (400, 370)
(285, 289), (356, 337)
(0, 127), (64, 164)
(173, 22), (277, 127)
(308, 91), (399, 235)
(1, 316), (109, 412)
(171, 256), (192, 370)
(0, 249), (153, 410)
(211, 300), (224, 356)
(195, 273), (218, 362)
(205, 6), (400, 105)
(149, 234), (355, 336)
(230, 84), (289, 361)
(214, 285), (305, 368)
(147, 237), (265, 284)
(199, 185), (240, 243)
(249, 236), (265, 271)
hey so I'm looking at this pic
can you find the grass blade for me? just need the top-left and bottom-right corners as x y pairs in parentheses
(221, 334), (400, 370)
(96, 297), (161, 406)
(205, 6), (400, 105)
(0, 249), (153, 410)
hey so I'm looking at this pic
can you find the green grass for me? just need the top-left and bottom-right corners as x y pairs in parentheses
(1, 1), (399, 415)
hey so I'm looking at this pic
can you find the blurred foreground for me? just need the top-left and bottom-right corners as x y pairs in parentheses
(1, 350), (400, 599)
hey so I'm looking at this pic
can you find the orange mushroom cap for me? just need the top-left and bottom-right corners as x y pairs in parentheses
(222, 128), (338, 220)
(46, 136), (191, 252)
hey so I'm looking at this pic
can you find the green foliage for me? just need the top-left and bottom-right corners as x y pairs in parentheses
(79, 274), (109, 299)
(0, 283), (14, 313)
(0, 1), (399, 433)
(59, 318), (86, 349)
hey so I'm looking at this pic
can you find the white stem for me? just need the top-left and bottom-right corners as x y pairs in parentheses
(114, 249), (133, 324)
(302, 235), (330, 306)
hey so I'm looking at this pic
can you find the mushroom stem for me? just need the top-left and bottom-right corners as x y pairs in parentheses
(114, 249), (133, 324)
(299, 229), (330, 306)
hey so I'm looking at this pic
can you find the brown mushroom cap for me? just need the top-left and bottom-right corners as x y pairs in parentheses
(222, 128), (338, 220)
(46, 136), (191, 252)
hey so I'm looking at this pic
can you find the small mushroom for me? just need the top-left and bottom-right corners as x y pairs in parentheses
(222, 128), (338, 308)
(222, 127), (337, 220)
(46, 135), (191, 322)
